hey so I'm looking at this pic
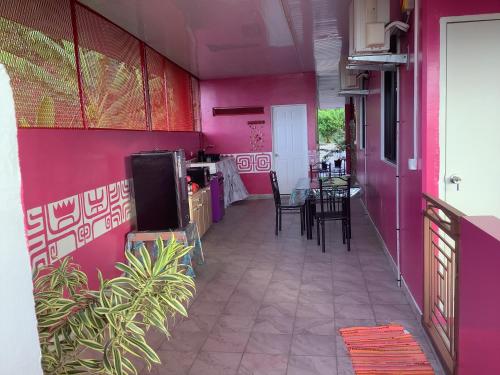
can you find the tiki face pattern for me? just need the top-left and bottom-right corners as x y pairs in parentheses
(26, 179), (132, 270)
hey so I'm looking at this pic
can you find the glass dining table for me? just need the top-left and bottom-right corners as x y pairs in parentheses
(289, 176), (361, 240)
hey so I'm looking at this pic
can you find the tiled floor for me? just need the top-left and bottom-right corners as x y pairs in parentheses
(141, 198), (445, 375)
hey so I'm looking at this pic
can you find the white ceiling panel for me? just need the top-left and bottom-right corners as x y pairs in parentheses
(80, 0), (350, 108)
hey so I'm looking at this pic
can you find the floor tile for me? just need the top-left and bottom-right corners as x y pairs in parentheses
(189, 352), (242, 375)
(202, 328), (250, 353)
(334, 304), (375, 320)
(238, 353), (288, 375)
(213, 315), (255, 332)
(161, 331), (209, 352)
(369, 291), (408, 304)
(154, 199), (445, 375)
(246, 332), (292, 354)
(145, 350), (197, 375)
(372, 304), (418, 321)
(293, 318), (336, 336)
(258, 302), (297, 318)
(336, 356), (354, 375)
(296, 303), (334, 319)
(252, 315), (295, 334)
(290, 334), (336, 356)
(333, 290), (370, 305)
(175, 314), (219, 334)
(225, 297), (261, 316)
(287, 355), (337, 375)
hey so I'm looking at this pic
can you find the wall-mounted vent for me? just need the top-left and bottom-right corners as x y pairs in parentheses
(213, 107), (264, 116)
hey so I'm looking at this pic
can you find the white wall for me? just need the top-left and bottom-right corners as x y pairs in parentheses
(0, 65), (42, 374)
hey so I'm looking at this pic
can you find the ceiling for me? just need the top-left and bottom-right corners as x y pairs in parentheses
(80, 0), (350, 108)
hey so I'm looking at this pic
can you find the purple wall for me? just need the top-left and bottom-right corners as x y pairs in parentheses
(19, 129), (201, 287)
(200, 72), (318, 194)
(458, 216), (500, 374)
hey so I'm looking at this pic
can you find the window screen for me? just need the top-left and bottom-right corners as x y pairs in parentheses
(0, 0), (83, 128)
(145, 46), (168, 131)
(75, 4), (146, 130)
(165, 59), (194, 131)
(383, 70), (397, 163)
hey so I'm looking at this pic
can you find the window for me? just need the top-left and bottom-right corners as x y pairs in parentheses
(383, 70), (397, 163)
(359, 96), (366, 150)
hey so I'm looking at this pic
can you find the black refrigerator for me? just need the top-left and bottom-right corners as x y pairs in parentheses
(131, 150), (190, 231)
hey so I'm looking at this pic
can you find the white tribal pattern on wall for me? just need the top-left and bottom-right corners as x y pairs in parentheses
(25, 179), (132, 270)
(226, 152), (273, 174)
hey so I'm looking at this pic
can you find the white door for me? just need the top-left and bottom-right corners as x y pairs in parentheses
(442, 18), (500, 217)
(272, 104), (309, 194)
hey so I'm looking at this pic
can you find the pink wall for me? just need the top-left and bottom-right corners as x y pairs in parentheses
(355, 0), (423, 305)
(358, 71), (398, 262)
(19, 129), (201, 287)
(458, 216), (500, 375)
(200, 72), (318, 194)
(354, 0), (500, 310)
(421, 0), (500, 193)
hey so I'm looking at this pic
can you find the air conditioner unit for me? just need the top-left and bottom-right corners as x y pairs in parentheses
(349, 0), (390, 55)
(339, 56), (360, 90)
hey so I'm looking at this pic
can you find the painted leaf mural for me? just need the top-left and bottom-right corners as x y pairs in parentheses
(0, 0), (83, 128)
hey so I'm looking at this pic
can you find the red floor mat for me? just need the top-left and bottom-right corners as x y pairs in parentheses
(339, 324), (435, 375)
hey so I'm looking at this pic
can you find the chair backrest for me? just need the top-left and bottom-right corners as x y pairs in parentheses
(269, 171), (282, 206)
(318, 176), (351, 216)
(310, 162), (332, 180)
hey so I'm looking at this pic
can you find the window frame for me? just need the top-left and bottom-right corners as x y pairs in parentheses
(381, 69), (397, 164)
(359, 95), (366, 150)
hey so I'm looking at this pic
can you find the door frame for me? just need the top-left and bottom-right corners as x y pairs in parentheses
(270, 103), (309, 179)
(438, 13), (500, 200)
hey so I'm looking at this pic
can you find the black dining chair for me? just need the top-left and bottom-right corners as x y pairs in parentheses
(309, 162), (331, 181)
(314, 176), (351, 252)
(269, 171), (306, 236)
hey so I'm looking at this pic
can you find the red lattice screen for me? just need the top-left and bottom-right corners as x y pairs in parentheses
(75, 4), (146, 130)
(145, 46), (168, 131)
(191, 76), (201, 132)
(165, 59), (194, 132)
(0, 0), (83, 128)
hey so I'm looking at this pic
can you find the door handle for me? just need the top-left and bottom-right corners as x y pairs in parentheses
(449, 174), (462, 191)
(274, 153), (279, 157)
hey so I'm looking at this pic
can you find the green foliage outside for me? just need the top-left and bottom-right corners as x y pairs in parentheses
(317, 108), (345, 146)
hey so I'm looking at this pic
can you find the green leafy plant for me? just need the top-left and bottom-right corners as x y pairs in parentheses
(33, 238), (195, 375)
(317, 108), (345, 145)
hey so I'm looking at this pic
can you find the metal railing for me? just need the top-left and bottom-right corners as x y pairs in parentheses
(423, 194), (464, 375)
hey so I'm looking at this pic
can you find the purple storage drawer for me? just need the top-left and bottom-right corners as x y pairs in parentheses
(210, 173), (225, 222)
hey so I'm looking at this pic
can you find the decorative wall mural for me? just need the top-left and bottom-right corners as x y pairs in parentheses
(248, 120), (265, 152)
(26, 179), (132, 270)
(225, 152), (272, 174)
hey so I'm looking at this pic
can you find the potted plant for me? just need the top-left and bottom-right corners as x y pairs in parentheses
(34, 237), (195, 374)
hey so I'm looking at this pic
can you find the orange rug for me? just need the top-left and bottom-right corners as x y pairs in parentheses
(339, 324), (435, 375)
